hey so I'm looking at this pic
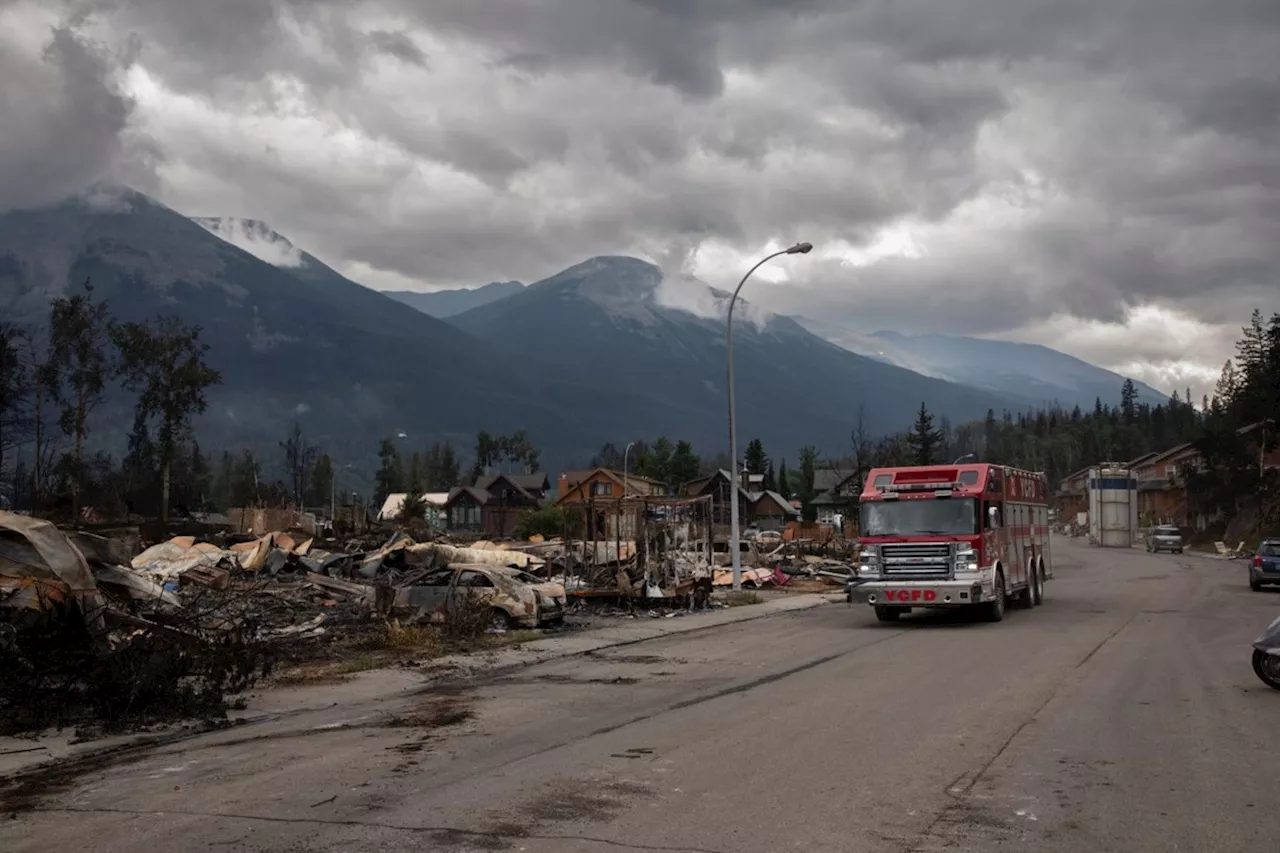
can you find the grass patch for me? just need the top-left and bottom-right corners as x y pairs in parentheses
(272, 625), (447, 685)
(362, 624), (445, 655)
(272, 652), (389, 686)
(483, 629), (545, 648)
(724, 590), (763, 607)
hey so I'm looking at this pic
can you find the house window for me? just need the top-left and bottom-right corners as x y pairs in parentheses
(1165, 464), (1177, 479)
(453, 502), (480, 527)
(591, 482), (611, 496)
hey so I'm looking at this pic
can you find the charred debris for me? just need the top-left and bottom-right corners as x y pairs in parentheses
(0, 503), (852, 735)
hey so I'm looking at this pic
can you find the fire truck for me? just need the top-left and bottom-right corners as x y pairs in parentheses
(848, 463), (1052, 623)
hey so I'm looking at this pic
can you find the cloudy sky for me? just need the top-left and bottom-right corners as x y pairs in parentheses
(3, 0), (1278, 400)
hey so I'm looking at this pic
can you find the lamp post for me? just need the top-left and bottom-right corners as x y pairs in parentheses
(623, 441), (636, 496)
(727, 241), (813, 590)
(954, 453), (977, 464)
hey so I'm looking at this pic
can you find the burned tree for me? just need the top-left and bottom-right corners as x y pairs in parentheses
(0, 324), (31, 493)
(20, 330), (60, 510)
(112, 315), (222, 522)
(374, 438), (405, 507)
(46, 280), (113, 517)
(280, 420), (318, 507)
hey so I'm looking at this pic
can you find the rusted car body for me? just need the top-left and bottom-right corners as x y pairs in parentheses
(394, 563), (566, 628)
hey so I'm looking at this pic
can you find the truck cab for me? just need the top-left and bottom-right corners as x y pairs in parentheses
(847, 463), (1051, 624)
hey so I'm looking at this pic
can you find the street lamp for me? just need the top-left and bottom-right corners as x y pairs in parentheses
(727, 241), (813, 590)
(954, 453), (977, 464)
(622, 441), (636, 496)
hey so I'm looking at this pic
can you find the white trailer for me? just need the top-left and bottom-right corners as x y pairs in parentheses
(1087, 465), (1138, 547)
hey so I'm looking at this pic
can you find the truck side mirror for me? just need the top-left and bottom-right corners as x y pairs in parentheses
(988, 506), (1000, 528)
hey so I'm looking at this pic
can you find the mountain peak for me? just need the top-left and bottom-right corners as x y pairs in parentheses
(519, 254), (783, 332)
(533, 255), (660, 294)
(192, 216), (307, 268)
(527, 255), (664, 321)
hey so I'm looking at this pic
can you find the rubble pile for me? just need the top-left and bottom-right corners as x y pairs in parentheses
(0, 513), (562, 733)
(1, 503), (858, 731)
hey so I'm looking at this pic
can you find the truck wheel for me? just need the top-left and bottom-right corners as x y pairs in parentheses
(874, 606), (901, 623)
(983, 571), (1006, 622)
(1032, 563), (1045, 606)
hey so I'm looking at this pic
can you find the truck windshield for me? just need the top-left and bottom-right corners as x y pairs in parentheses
(860, 498), (978, 537)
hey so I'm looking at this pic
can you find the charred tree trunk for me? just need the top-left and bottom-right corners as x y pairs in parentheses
(71, 388), (86, 520)
(161, 456), (172, 523)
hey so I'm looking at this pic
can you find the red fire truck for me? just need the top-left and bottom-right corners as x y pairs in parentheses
(848, 463), (1052, 623)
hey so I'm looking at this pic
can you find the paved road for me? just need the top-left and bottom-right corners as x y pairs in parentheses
(4, 537), (1279, 852)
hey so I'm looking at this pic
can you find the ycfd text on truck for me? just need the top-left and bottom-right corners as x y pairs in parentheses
(847, 463), (1052, 623)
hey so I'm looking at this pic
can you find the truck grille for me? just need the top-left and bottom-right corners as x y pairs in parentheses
(880, 543), (952, 576)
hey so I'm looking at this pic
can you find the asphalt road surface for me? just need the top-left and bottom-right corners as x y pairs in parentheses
(4, 537), (1279, 852)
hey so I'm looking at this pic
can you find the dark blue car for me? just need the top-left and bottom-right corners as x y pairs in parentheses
(1249, 539), (1280, 591)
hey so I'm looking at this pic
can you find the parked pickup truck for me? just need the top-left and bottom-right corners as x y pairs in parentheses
(1250, 539), (1280, 591)
(1145, 525), (1184, 554)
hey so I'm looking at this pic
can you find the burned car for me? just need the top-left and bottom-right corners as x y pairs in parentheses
(394, 563), (567, 628)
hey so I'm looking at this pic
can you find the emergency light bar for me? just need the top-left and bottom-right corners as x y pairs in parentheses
(880, 481), (963, 493)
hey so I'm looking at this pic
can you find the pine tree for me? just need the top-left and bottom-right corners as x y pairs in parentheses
(668, 440), (700, 487)
(905, 402), (943, 465)
(777, 459), (791, 501)
(637, 437), (675, 486)
(1120, 379), (1138, 424)
(1212, 359), (1241, 414)
(744, 438), (768, 475)
(982, 409), (999, 459)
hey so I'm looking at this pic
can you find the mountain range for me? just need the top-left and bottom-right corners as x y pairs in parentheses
(0, 189), (628, 477)
(389, 275), (1166, 413)
(0, 186), (1167, 481)
(789, 320), (1167, 408)
(383, 281), (525, 318)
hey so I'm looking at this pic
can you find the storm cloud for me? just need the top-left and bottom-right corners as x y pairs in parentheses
(4, 0), (1278, 397)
